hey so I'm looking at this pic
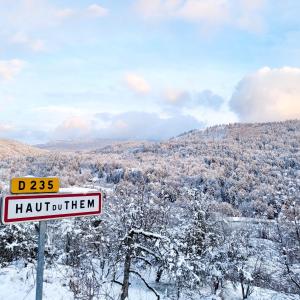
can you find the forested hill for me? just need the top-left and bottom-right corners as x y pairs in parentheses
(94, 119), (300, 155)
(171, 119), (300, 150)
(0, 120), (299, 218)
(88, 119), (300, 218)
(154, 120), (300, 217)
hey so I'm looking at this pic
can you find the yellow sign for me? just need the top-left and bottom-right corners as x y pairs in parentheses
(10, 177), (60, 194)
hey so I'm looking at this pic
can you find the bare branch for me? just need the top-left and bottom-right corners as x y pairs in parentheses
(135, 244), (161, 260)
(134, 256), (152, 266)
(129, 229), (166, 240)
(129, 269), (160, 300)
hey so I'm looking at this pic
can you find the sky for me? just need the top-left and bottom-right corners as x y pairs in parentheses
(0, 0), (300, 144)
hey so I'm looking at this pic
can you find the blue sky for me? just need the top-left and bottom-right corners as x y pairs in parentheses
(0, 0), (300, 143)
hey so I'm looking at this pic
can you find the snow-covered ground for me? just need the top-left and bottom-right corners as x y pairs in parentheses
(59, 186), (99, 193)
(0, 264), (158, 300)
(0, 264), (299, 300)
(0, 264), (72, 300)
(221, 282), (300, 300)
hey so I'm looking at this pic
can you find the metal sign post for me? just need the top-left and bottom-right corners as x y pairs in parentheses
(36, 221), (47, 300)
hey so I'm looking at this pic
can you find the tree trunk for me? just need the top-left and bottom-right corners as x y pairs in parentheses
(176, 284), (181, 300)
(155, 267), (163, 283)
(213, 278), (220, 294)
(120, 232), (134, 300)
(240, 278), (246, 299)
(65, 232), (71, 266)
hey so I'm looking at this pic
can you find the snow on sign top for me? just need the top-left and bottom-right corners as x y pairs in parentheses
(1, 192), (102, 224)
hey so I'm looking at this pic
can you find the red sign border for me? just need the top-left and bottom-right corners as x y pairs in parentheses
(1, 192), (102, 224)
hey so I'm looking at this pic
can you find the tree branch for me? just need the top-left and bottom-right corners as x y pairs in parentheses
(129, 269), (160, 300)
(129, 229), (166, 240)
(134, 256), (152, 266)
(111, 280), (123, 286)
(135, 244), (161, 260)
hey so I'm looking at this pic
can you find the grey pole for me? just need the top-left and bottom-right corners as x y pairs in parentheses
(36, 221), (47, 300)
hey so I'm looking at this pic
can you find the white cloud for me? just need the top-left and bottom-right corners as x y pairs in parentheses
(0, 94), (15, 108)
(196, 90), (224, 109)
(0, 2), (109, 52)
(1, 0), (58, 30)
(54, 116), (92, 140)
(230, 67), (300, 122)
(87, 4), (109, 17)
(236, 0), (266, 33)
(0, 125), (48, 144)
(177, 0), (229, 25)
(163, 88), (224, 109)
(184, 105), (237, 126)
(0, 59), (26, 80)
(30, 105), (98, 133)
(134, 0), (267, 33)
(164, 88), (190, 105)
(0, 123), (14, 132)
(33, 105), (82, 115)
(10, 32), (28, 44)
(30, 39), (45, 51)
(55, 8), (76, 19)
(60, 116), (90, 130)
(101, 111), (202, 139)
(55, 4), (109, 20)
(53, 111), (203, 140)
(11, 32), (46, 52)
(134, 0), (181, 18)
(124, 73), (151, 94)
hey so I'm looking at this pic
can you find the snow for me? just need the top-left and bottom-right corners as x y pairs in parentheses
(0, 264), (299, 300)
(60, 184), (114, 194)
(226, 216), (275, 224)
(0, 264), (72, 300)
(59, 187), (98, 194)
(221, 282), (300, 300)
(129, 229), (166, 240)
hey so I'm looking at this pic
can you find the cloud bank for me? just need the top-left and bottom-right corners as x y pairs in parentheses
(10, 32), (45, 52)
(134, 0), (266, 33)
(125, 73), (151, 94)
(0, 1), (109, 54)
(87, 4), (108, 17)
(230, 67), (300, 122)
(0, 59), (25, 80)
(163, 89), (224, 110)
(53, 111), (202, 141)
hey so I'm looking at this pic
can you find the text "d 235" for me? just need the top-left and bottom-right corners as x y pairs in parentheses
(11, 177), (60, 194)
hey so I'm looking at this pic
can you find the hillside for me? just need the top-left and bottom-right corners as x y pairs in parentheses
(36, 138), (152, 152)
(172, 119), (300, 147)
(0, 139), (45, 158)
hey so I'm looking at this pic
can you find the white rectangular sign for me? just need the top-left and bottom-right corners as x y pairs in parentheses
(1, 192), (102, 224)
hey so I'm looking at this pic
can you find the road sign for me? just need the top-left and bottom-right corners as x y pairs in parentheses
(11, 177), (60, 194)
(1, 192), (102, 224)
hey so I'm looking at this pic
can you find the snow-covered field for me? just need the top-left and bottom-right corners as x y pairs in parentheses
(0, 264), (72, 300)
(0, 264), (299, 300)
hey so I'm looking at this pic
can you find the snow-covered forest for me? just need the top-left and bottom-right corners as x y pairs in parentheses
(0, 120), (299, 300)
